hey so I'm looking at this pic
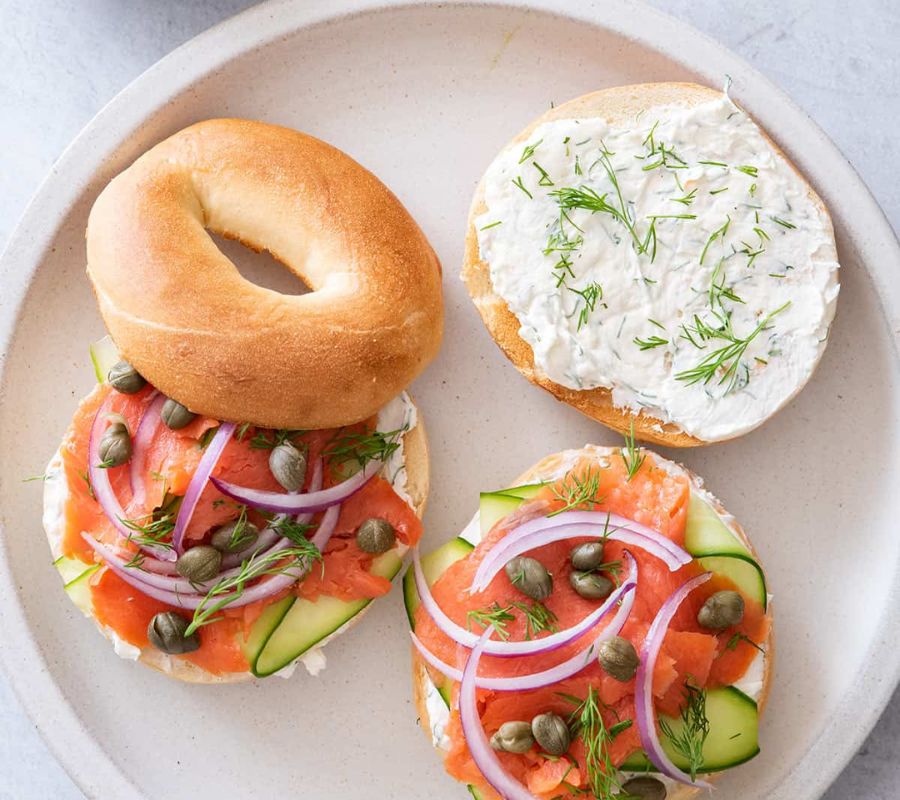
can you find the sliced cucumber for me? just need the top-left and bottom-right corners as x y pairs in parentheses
(240, 595), (295, 664)
(54, 556), (100, 615)
(697, 554), (767, 610)
(89, 335), (120, 384)
(685, 493), (750, 558)
(620, 686), (759, 773)
(479, 492), (523, 536)
(252, 550), (403, 677)
(403, 537), (474, 627)
(491, 482), (546, 500)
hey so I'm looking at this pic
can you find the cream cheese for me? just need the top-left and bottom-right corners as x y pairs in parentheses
(476, 93), (839, 441)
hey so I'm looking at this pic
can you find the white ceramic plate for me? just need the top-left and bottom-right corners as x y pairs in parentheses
(0, 1), (898, 798)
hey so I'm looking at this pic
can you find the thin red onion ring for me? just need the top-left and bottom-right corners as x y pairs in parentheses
(88, 398), (173, 562)
(459, 629), (540, 800)
(127, 391), (163, 512)
(172, 422), (236, 554)
(81, 502), (340, 609)
(413, 548), (637, 657)
(471, 514), (689, 593)
(220, 457), (324, 570)
(412, 577), (634, 691)
(210, 457), (381, 515)
(635, 571), (714, 789)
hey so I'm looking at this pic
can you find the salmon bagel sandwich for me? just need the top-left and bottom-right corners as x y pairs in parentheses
(405, 442), (771, 799)
(43, 118), (443, 683)
(463, 82), (840, 446)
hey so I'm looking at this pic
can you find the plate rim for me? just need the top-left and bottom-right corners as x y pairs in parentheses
(0, 1), (897, 798)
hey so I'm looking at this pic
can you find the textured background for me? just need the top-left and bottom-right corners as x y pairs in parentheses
(0, 0), (896, 797)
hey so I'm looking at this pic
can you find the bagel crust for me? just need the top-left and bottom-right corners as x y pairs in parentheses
(87, 119), (443, 429)
(412, 445), (773, 799)
(462, 82), (837, 447)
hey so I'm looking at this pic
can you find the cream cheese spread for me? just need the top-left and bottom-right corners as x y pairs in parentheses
(476, 93), (839, 441)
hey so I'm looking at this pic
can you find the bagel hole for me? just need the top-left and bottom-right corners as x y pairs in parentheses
(210, 232), (311, 295)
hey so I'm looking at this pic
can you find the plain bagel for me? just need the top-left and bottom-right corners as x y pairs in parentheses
(87, 118), (443, 430)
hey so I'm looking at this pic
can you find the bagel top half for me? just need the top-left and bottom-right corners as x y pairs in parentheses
(463, 82), (839, 447)
(87, 118), (443, 430)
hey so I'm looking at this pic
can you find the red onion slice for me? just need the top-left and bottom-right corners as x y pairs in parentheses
(81, 502), (340, 610)
(219, 458), (324, 570)
(412, 576), (634, 691)
(88, 399), (174, 562)
(172, 422), (236, 554)
(127, 391), (163, 511)
(635, 571), (714, 789)
(210, 457), (381, 515)
(413, 548), (637, 657)
(471, 513), (689, 593)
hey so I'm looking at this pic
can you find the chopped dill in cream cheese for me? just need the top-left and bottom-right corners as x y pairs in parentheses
(476, 93), (839, 441)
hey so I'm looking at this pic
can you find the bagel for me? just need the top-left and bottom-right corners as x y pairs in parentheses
(45, 379), (429, 684)
(463, 82), (839, 446)
(86, 118), (443, 430)
(408, 445), (773, 799)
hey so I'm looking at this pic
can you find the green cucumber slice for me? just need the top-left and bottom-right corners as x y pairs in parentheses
(89, 335), (120, 384)
(252, 550), (403, 677)
(685, 493), (750, 558)
(54, 556), (100, 615)
(697, 554), (768, 610)
(240, 595), (295, 664)
(479, 492), (524, 536)
(620, 686), (760, 773)
(403, 537), (474, 627)
(491, 482), (546, 500)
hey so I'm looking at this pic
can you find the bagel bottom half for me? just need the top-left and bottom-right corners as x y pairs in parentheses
(44, 398), (429, 684)
(411, 445), (772, 799)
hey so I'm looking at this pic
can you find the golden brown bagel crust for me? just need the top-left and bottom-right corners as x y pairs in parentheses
(462, 82), (832, 447)
(46, 399), (430, 684)
(87, 119), (443, 429)
(412, 445), (772, 798)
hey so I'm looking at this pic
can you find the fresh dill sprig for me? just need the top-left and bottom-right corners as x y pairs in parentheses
(621, 422), (645, 482)
(519, 138), (543, 164)
(725, 632), (766, 654)
(698, 159), (728, 168)
(480, 220), (503, 231)
(222, 505), (257, 551)
(567, 282), (604, 330)
(561, 687), (625, 800)
(119, 511), (176, 550)
(708, 258), (745, 311)
(659, 681), (711, 782)
(510, 601), (559, 640)
(771, 215), (796, 229)
(235, 422), (252, 441)
(549, 468), (603, 516)
(512, 176), (533, 199)
(466, 603), (516, 641)
(533, 162), (554, 186)
(249, 428), (305, 450)
(675, 302), (791, 392)
(185, 541), (322, 636)
(634, 334), (668, 350)
(268, 515), (316, 546)
(699, 216), (731, 264)
(326, 427), (404, 468)
(641, 214), (696, 262)
(736, 164), (758, 177)
(671, 188), (698, 206)
(551, 184), (640, 251)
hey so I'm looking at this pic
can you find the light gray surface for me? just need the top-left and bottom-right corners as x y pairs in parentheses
(0, 1), (895, 798)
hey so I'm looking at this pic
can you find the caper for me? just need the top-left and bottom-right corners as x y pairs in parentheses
(697, 590), (745, 630)
(210, 520), (259, 554)
(570, 541), (605, 572)
(619, 776), (667, 800)
(147, 611), (200, 655)
(98, 422), (132, 467)
(161, 397), (197, 430)
(531, 712), (570, 756)
(489, 721), (534, 754)
(175, 545), (222, 582)
(356, 518), (396, 554)
(107, 360), (146, 394)
(597, 635), (640, 682)
(569, 571), (614, 600)
(269, 441), (307, 492)
(504, 556), (552, 601)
